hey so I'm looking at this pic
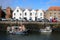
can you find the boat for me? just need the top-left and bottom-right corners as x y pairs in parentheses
(40, 26), (52, 33)
(7, 25), (28, 34)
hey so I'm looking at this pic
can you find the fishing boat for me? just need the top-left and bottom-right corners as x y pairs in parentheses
(40, 26), (52, 33)
(7, 25), (28, 34)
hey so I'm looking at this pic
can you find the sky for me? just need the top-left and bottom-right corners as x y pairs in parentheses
(0, 0), (60, 10)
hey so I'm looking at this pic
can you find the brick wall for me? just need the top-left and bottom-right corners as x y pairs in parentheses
(5, 7), (12, 19)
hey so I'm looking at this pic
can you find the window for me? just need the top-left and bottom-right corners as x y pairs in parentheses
(29, 17), (32, 20)
(14, 13), (15, 15)
(54, 13), (56, 14)
(30, 13), (32, 16)
(17, 10), (19, 12)
(40, 17), (42, 19)
(14, 17), (15, 19)
(50, 13), (52, 16)
(54, 13), (56, 18)
(19, 17), (21, 19)
(20, 13), (21, 15)
(35, 13), (37, 15)
(40, 13), (42, 16)
(54, 13), (56, 16)
(24, 17), (27, 20)
(25, 13), (27, 16)
(59, 13), (60, 14)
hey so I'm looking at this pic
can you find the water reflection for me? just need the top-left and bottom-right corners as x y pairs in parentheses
(0, 32), (60, 40)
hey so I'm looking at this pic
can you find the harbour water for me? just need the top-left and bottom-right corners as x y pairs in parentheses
(0, 31), (60, 40)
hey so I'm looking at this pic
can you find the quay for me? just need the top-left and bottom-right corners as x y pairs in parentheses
(0, 21), (60, 24)
(0, 21), (60, 32)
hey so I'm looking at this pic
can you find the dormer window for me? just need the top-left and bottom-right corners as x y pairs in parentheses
(14, 17), (15, 19)
(14, 13), (15, 15)
(40, 13), (42, 16)
(20, 13), (21, 15)
(19, 17), (21, 19)
(17, 10), (19, 12)
(30, 13), (32, 16)
(25, 13), (27, 16)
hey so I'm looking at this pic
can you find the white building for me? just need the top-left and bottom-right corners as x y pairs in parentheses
(23, 9), (30, 20)
(12, 7), (44, 21)
(12, 7), (23, 20)
(30, 9), (36, 21)
(36, 9), (44, 21)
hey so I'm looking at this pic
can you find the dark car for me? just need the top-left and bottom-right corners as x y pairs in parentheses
(42, 18), (49, 22)
(37, 18), (49, 22)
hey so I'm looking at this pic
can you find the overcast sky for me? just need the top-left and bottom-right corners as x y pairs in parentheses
(0, 0), (60, 10)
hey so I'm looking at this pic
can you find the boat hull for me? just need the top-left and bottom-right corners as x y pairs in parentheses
(8, 31), (27, 34)
(40, 28), (52, 33)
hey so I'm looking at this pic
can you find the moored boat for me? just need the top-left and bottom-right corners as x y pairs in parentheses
(40, 26), (52, 33)
(7, 25), (28, 34)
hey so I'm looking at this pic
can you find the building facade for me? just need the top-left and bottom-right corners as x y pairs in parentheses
(36, 9), (44, 21)
(5, 7), (12, 19)
(29, 9), (36, 21)
(0, 6), (5, 18)
(12, 7), (23, 20)
(23, 9), (30, 20)
(0, 6), (2, 18)
(45, 6), (60, 21)
(12, 7), (44, 21)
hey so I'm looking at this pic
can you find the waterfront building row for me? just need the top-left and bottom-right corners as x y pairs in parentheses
(12, 7), (44, 21)
(45, 6), (60, 21)
(0, 6), (60, 22)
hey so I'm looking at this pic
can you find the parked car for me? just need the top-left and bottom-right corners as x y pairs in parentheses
(36, 18), (49, 22)
(52, 18), (57, 22)
(42, 18), (49, 22)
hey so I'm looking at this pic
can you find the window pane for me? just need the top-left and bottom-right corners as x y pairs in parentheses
(40, 17), (42, 19)
(17, 10), (19, 12)
(40, 13), (42, 16)
(59, 13), (60, 14)
(14, 17), (15, 19)
(30, 13), (32, 16)
(25, 13), (27, 16)
(19, 17), (21, 19)
(30, 17), (32, 20)
(50, 13), (52, 16)
(54, 13), (56, 16)
(14, 13), (15, 15)
(20, 13), (21, 15)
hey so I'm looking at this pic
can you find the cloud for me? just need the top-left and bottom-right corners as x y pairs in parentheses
(46, 0), (60, 5)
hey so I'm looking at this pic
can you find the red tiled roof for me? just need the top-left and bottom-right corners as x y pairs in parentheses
(48, 6), (60, 11)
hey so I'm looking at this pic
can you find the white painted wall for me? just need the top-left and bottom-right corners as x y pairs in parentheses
(12, 7), (44, 21)
(23, 9), (30, 20)
(36, 9), (44, 20)
(30, 10), (36, 21)
(12, 7), (23, 20)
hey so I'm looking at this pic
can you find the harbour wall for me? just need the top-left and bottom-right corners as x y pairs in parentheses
(0, 21), (60, 32)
